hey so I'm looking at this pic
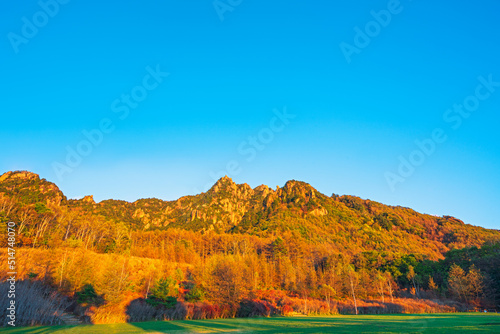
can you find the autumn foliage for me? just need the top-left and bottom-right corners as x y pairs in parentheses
(1, 171), (499, 325)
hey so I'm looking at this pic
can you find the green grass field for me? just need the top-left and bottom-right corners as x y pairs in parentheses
(2, 314), (499, 333)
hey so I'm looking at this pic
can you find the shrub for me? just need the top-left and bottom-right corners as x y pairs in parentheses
(146, 296), (177, 308)
(184, 283), (205, 302)
(237, 299), (278, 317)
(75, 284), (103, 306)
(0, 280), (69, 326)
(146, 277), (178, 308)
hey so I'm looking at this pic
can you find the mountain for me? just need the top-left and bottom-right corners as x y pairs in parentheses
(1, 170), (499, 260)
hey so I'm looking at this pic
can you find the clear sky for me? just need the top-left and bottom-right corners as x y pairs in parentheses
(1, 0), (499, 229)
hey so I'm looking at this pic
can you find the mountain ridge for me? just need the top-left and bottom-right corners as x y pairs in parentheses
(1, 170), (499, 261)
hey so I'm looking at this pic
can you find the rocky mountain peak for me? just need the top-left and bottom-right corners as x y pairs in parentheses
(277, 180), (319, 205)
(81, 195), (95, 204)
(207, 177), (256, 203)
(0, 170), (40, 182)
(254, 184), (275, 197)
(282, 180), (316, 195)
(212, 175), (234, 188)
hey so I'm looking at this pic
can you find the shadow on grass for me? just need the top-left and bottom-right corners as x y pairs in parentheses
(3, 313), (500, 333)
(126, 321), (190, 333)
(0, 324), (93, 334)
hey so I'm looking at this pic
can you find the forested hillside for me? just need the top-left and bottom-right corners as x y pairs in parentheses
(1, 170), (499, 325)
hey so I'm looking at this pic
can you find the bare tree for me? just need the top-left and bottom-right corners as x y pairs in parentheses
(407, 265), (420, 298)
(345, 265), (359, 315)
(33, 215), (51, 247)
(385, 271), (394, 303)
(375, 270), (386, 303)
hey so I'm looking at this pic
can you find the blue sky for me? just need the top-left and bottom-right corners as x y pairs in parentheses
(1, 0), (499, 229)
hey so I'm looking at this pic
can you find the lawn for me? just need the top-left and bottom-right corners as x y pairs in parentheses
(1, 313), (499, 333)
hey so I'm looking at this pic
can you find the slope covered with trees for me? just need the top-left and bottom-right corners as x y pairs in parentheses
(1, 170), (499, 325)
